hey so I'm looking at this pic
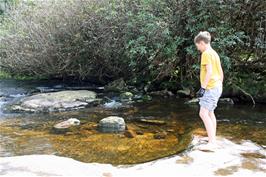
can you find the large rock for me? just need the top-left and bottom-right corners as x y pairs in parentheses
(8, 90), (100, 112)
(98, 116), (126, 133)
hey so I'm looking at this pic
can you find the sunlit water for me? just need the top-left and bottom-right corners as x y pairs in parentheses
(0, 79), (265, 167)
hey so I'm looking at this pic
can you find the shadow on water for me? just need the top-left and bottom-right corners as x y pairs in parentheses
(0, 79), (266, 165)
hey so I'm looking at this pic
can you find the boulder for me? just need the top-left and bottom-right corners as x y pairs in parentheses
(98, 116), (126, 133)
(8, 90), (100, 112)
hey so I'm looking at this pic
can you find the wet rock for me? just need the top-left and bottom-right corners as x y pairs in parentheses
(176, 88), (191, 98)
(154, 132), (167, 139)
(186, 97), (234, 105)
(8, 90), (100, 112)
(103, 100), (122, 109)
(136, 130), (144, 135)
(52, 118), (80, 134)
(142, 95), (152, 101)
(104, 78), (127, 92)
(149, 89), (174, 97)
(98, 116), (126, 133)
(120, 92), (134, 101)
(185, 98), (199, 104)
(124, 129), (137, 138)
(35, 86), (62, 93)
(139, 119), (166, 125)
(219, 98), (234, 104)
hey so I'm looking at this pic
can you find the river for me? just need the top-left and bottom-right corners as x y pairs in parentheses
(0, 79), (265, 176)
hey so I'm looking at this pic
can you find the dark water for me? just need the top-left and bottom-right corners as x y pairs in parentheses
(0, 79), (265, 165)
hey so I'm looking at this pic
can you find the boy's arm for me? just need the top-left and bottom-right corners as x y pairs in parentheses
(218, 63), (224, 83)
(201, 63), (212, 89)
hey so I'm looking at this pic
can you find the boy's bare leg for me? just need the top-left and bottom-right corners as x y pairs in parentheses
(199, 107), (216, 144)
(208, 111), (217, 136)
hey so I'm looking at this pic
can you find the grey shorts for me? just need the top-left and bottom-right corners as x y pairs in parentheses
(199, 84), (223, 112)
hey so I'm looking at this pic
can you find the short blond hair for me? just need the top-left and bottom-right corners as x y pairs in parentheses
(194, 31), (211, 44)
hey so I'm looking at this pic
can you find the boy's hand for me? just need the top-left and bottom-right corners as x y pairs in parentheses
(196, 87), (206, 97)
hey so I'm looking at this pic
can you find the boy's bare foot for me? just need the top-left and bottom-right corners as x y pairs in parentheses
(197, 143), (220, 152)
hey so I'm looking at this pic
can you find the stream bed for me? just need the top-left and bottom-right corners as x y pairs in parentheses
(0, 79), (266, 176)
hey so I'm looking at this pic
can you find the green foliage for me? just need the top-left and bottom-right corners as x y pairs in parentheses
(0, 0), (265, 93)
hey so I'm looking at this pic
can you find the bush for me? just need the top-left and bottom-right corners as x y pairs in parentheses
(0, 0), (265, 91)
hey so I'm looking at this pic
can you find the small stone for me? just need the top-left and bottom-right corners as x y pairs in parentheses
(136, 130), (144, 135)
(185, 98), (199, 104)
(120, 92), (134, 100)
(52, 118), (80, 134)
(166, 129), (175, 133)
(176, 88), (191, 98)
(219, 98), (234, 104)
(142, 95), (152, 101)
(154, 132), (167, 139)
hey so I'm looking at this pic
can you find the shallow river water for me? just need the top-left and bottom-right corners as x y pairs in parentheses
(0, 79), (265, 174)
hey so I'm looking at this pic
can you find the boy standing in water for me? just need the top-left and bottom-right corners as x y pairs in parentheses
(194, 31), (223, 150)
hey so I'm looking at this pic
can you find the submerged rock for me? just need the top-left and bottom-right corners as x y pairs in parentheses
(52, 118), (80, 134)
(7, 90), (100, 112)
(153, 132), (167, 139)
(98, 116), (126, 133)
(139, 119), (166, 125)
(54, 118), (80, 129)
(124, 129), (137, 138)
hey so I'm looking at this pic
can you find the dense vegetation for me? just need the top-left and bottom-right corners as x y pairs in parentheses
(0, 0), (265, 101)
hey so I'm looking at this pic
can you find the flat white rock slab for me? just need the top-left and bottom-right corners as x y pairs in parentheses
(0, 136), (265, 177)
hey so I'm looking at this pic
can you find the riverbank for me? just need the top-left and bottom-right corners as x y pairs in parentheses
(1, 135), (265, 177)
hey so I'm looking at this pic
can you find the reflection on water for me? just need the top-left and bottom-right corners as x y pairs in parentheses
(0, 79), (266, 165)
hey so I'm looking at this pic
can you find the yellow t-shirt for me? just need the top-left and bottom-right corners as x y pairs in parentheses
(200, 48), (222, 89)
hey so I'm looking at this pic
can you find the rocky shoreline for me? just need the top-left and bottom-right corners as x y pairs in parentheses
(0, 135), (265, 177)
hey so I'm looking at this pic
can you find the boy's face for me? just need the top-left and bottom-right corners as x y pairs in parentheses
(195, 41), (207, 52)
